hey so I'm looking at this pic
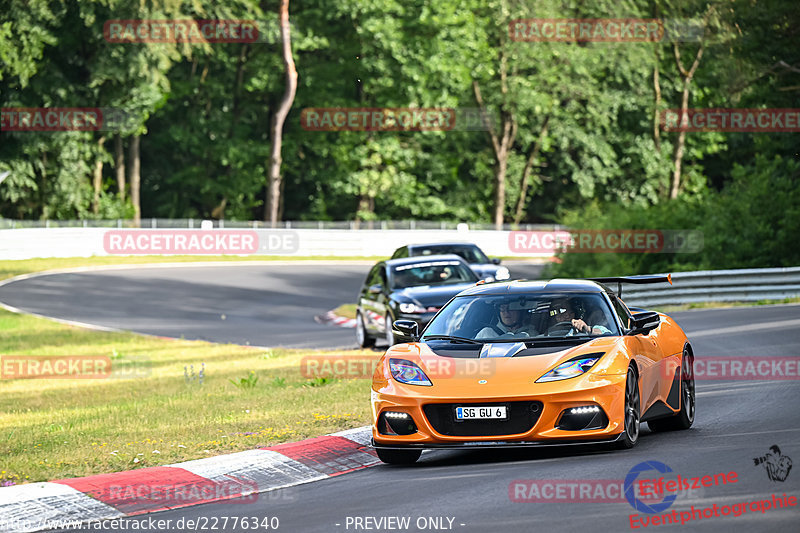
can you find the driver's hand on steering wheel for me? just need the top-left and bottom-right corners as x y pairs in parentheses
(571, 318), (592, 334)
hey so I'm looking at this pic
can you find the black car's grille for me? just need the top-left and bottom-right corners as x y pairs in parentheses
(422, 401), (543, 437)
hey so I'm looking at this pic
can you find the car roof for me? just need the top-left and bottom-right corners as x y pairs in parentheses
(406, 242), (479, 249)
(385, 254), (470, 267)
(456, 278), (606, 296)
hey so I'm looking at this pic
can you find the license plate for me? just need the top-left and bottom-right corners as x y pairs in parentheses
(455, 406), (507, 420)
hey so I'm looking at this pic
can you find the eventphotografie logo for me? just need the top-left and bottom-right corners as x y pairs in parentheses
(625, 461), (679, 514)
(754, 445), (793, 482)
(102, 229), (299, 255)
(661, 108), (800, 132)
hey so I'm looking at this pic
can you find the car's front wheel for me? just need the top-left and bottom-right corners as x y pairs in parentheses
(355, 312), (375, 348)
(376, 448), (421, 465)
(385, 314), (396, 347)
(616, 366), (640, 449)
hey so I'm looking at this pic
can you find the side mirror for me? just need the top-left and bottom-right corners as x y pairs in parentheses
(368, 284), (383, 294)
(491, 258), (501, 265)
(392, 320), (419, 342)
(629, 311), (660, 335)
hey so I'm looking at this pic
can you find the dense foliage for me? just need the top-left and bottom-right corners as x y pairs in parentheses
(1, 0), (797, 268)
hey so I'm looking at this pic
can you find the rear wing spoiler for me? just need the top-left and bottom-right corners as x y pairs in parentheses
(589, 274), (672, 299)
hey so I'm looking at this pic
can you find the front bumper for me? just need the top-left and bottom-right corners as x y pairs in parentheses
(370, 433), (621, 450)
(371, 373), (627, 446)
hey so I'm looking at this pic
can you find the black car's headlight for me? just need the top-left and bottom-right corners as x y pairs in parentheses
(535, 353), (604, 383)
(494, 266), (510, 280)
(398, 302), (428, 314)
(389, 358), (432, 386)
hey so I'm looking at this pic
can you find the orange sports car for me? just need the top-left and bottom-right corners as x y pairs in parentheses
(370, 275), (695, 464)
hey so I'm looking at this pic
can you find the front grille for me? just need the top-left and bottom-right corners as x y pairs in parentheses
(422, 401), (543, 437)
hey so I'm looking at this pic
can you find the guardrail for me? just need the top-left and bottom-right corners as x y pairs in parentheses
(0, 227), (554, 260)
(623, 267), (800, 308)
(0, 218), (560, 231)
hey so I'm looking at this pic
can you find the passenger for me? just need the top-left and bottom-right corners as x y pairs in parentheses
(549, 297), (611, 336)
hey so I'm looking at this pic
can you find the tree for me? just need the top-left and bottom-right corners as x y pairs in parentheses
(266, 0), (297, 226)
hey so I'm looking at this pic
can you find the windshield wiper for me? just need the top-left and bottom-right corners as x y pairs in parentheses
(422, 335), (483, 345)
(528, 336), (592, 344)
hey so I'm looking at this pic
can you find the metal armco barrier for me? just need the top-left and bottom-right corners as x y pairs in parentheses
(622, 267), (800, 308)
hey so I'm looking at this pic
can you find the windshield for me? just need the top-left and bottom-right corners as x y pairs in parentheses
(391, 260), (477, 289)
(412, 245), (489, 264)
(421, 292), (619, 342)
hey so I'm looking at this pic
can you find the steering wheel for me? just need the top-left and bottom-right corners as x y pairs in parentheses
(501, 330), (529, 338)
(548, 321), (576, 336)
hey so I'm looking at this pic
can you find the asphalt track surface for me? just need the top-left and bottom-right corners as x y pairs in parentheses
(0, 262), (545, 349)
(2, 264), (798, 532)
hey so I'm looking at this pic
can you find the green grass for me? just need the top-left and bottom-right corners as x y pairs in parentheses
(0, 309), (377, 484)
(0, 256), (382, 485)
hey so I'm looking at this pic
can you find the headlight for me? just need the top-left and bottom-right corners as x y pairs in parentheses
(389, 358), (432, 386)
(535, 354), (603, 383)
(495, 266), (510, 280)
(399, 302), (427, 314)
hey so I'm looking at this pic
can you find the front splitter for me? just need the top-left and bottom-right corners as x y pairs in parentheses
(370, 433), (622, 450)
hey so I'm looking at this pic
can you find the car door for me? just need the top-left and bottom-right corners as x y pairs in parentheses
(613, 296), (664, 412)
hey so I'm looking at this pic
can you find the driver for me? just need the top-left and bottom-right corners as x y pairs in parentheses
(476, 301), (538, 339)
(549, 297), (611, 336)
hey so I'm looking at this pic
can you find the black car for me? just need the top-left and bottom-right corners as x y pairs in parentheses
(356, 255), (479, 348)
(390, 242), (510, 282)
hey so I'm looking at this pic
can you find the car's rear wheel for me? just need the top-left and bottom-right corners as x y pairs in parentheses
(648, 349), (695, 432)
(376, 448), (421, 465)
(355, 312), (375, 348)
(616, 366), (640, 449)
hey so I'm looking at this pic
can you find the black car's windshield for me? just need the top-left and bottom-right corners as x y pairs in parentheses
(391, 260), (477, 289)
(421, 292), (619, 342)
(412, 245), (489, 264)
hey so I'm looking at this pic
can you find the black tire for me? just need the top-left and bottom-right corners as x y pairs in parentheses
(648, 350), (695, 432)
(355, 312), (375, 348)
(616, 366), (641, 449)
(385, 314), (396, 347)
(376, 448), (422, 465)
